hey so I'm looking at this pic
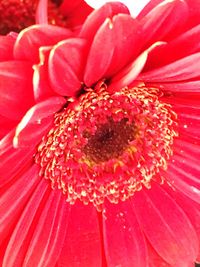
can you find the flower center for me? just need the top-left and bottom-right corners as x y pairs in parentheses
(83, 117), (135, 163)
(35, 85), (178, 210)
(0, 0), (68, 35)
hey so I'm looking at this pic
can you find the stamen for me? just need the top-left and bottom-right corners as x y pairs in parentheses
(35, 85), (178, 211)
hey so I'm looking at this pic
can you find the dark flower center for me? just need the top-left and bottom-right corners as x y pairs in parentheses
(83, 118), (135, 163)
(35, 85), (178, 211)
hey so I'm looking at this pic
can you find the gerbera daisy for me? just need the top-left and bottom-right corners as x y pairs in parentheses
(0, 0), (93, 35)
(0, 0), (200, 266)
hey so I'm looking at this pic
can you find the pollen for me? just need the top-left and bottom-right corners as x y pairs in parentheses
(35, 85), (178, 211)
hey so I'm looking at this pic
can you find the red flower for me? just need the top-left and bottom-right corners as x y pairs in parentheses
(0, 1), (200, 266)
(0, 0), (93, 35)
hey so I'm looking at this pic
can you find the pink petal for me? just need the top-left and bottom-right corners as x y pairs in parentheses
(2, 179), (49, 267)
(167, 158), (200, 204)
(0, 115), (17, 139)
(139, 0), (188, 45)
(137, 0), (167, 19)
(84, 14), (142, 86)
(33, 47), (57, 102)
(60, 0), (93, 28)
(145, 24), (200, 70)
(0, 34), (16, 61)
(109, 42), (164, 91)
(133, 183), (198, 266)
(0, 61), (34, 120)
(0, 130), (35, 187)
(14, 97), (66, 148)
(103, 200), (148, 267)
(14, 25), (72, 62)
(58, 202), (102, 267)
(79, 2), (130, 42)
(139, 52), (200, 82)
(35, 0), (48, 24)
(0, 165), (40, 246)
(149, 80), (200, 93)
(23, 190), (70, 267)
(49, 38), (87, 96)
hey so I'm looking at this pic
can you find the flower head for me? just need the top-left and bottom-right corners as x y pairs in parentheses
(0, 0), (200, 266)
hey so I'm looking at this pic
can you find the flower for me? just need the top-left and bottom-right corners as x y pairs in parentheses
(0, 0), (200, 266)
(0, 0), (93, 35)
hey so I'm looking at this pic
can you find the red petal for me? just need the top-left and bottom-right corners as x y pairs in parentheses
(139, 52), (200, 82)
(0, 33), (16, 61)
(14, 25), (72, 62)
(33, 47), (57, 102)
(145, 24), (200, 70)
(133, 183), (198, 266)
(14, 97), (66, 148)
(23, 190), (70, 267)
(139, 0), (188, 45)
(79, 2), (130, 42)
(0, 115), (17, 139)
(2, 179), (49, 266)
(0, 130), (35, 187)
(58, 202), (102, 267)
(109, 49), (149, 92)
(0, 61), (34, 120)
(84, 14), (142, 86)
(35, 0), (48, 24)
(0, 165), (40, 246)
(49, 38), (87, 96)
(103, 200), (148, 267)
(149, 80), (200, 93)
(60, 0), (93, 28)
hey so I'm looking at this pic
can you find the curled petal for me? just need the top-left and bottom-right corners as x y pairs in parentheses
(14, 25), (72, 62)
(79, 2), (130, 42)
(84, 14), (142, 86)
(49, 38), (87, 96)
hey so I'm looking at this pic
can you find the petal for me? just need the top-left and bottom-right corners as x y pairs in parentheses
(150, 80), (200, 93)
(0, 130), (35, 187)
(14, 25), (72, 62)
(167, 158), (200, 204)
(14, 97), (66, 148)
(108, 50), (148, 92)
(145, 24), (200, 70)
(58, 202), (102, 267)
(0, 61), (34, 120)
(133, 183), (198, 266)
(109, 42), (164, 91)
(0, 33), (17, 61)
(84, 14), (142, 86)
(0, 165), (40, 245)
(79, 2), (130, 42)
(2, 179), (49, 267)
(49, 38), (87, 96)
(60, 0), (93, 28)
(0, 115), (17, 139)
(23, 190), (70, 267)
(139, 52), (200, 82)
(103, 200), (148, 267)
(33, 47), (57, 102)
(35, 0), (48, 24)
(139, 0), (188, 45)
